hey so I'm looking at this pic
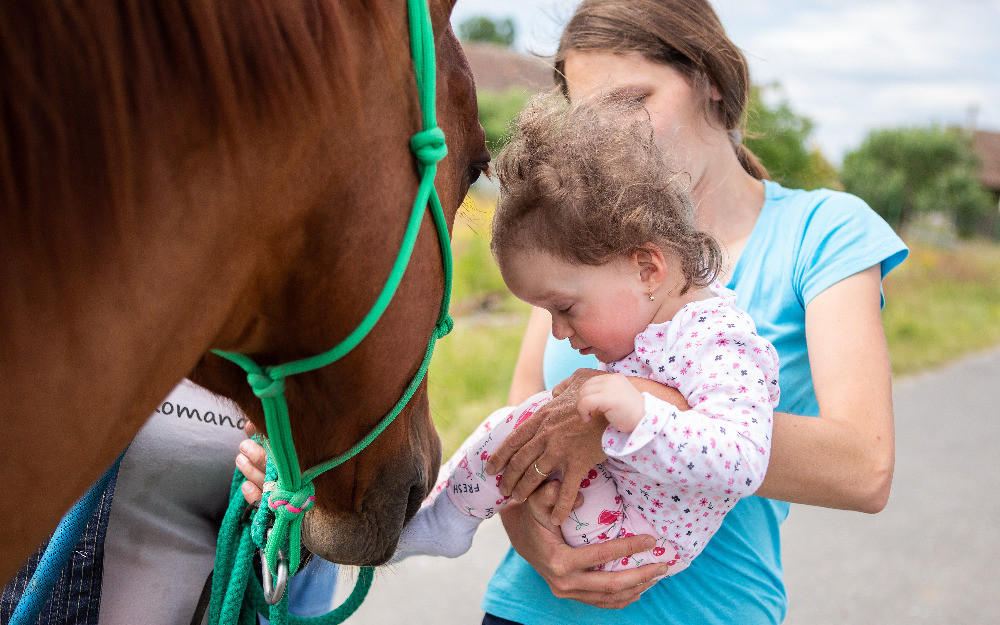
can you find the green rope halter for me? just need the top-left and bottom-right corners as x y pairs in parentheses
(208, 1), (452, 622)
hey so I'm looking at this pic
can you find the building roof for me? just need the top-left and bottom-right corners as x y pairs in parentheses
(974, 130), (1000, 192)
(461, 42), (555, 94)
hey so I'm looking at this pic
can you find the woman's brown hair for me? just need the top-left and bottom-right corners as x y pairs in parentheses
(553, 0), (768, 180)
(491, 94), (722, 294)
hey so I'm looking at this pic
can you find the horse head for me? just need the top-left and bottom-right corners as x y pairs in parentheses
(0, 0), (487, 581)
(189, 0), (490, 565)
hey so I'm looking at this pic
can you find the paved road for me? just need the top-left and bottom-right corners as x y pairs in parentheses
(335, 348), (1000, 624)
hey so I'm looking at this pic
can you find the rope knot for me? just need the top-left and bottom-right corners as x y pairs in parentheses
(247, 372), (285, 399)
(410, 127), (447, 166)
(267, 482), (316, 518)
(435, 314), (454, 338)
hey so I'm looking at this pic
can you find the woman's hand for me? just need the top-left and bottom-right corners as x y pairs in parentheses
(500, 482), (666, 609)
(486, 368), (610, 526)
(235, 423), (268, 505)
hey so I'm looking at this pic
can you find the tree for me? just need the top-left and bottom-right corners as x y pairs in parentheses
(744, 84), (840, 191)
(458, 16), (516, 47)
(841, 127), (994, 236)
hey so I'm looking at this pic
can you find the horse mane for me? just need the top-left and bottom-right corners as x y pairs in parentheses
(0, 1), (397, 267)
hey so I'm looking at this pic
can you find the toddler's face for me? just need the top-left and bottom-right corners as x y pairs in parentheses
(500, 249), (651, 364)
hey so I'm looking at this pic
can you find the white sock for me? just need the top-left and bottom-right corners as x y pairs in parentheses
(392, 492), (482, 561)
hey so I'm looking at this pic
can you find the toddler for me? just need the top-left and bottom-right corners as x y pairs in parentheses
(398, 95), (779, 576)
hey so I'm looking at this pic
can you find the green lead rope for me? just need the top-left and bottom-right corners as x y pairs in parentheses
(207, 0), (451, 622)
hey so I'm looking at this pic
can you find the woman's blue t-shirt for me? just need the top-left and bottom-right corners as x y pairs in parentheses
(481, 181), (908, 625)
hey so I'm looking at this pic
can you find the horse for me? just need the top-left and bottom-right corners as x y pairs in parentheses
(0, 0), (489, 585)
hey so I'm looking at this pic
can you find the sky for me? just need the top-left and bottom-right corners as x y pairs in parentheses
(451, 0), (1000, 164)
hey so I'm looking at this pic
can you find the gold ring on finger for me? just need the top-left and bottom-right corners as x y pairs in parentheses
(533, 462), (550, 478)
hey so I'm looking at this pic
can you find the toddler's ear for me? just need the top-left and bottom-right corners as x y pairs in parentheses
(632, 244), (668, 285)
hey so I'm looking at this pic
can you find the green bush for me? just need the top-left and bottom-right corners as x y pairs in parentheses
(477, 88), (532, 155)
(842, 127), (994, 236)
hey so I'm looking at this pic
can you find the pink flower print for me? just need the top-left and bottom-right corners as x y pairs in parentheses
(738, 385), (747, 393)
(598, 509), (623, 525)
(716, 338), (729, 347)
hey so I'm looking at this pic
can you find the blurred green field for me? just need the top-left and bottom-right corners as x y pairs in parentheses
(882, 239), (1000, 375)
(428, 193), (1000, 455)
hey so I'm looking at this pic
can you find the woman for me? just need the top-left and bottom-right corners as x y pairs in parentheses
(477, 1), (907, 623)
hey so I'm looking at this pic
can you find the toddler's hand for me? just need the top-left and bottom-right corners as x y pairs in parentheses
(235, 437), (268, 505)
(577, 373), (644, 432)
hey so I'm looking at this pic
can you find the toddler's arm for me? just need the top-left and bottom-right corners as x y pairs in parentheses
(604, 306), (779, 499)
(576, 373), (645, 432)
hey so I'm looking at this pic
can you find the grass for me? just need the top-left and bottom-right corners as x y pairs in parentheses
(428, 195), (530, 455)
(428, 196), (1000, 453)
(882, 239), (1000, 376)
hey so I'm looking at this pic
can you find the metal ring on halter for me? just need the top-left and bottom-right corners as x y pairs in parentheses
(260, 528), (289, 606)
(533, 462), (550, 478)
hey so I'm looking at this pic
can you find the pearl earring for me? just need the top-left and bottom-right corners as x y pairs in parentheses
(648, 286), (655, 301)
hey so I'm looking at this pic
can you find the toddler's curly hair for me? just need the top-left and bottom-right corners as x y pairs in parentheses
(491, 93), (721, 293)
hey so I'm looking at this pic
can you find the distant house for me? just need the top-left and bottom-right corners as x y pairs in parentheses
(462, 42), (554, 94)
